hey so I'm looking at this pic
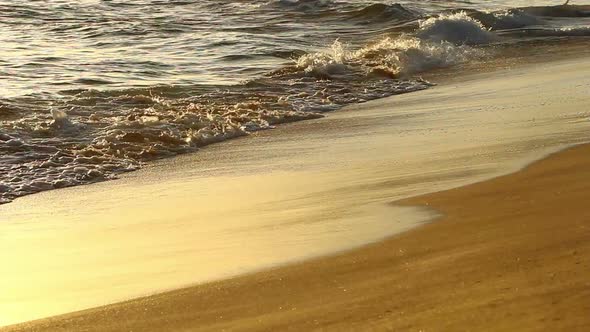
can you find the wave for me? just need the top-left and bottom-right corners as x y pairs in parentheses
(2, 1), (588, 205)
(416, 12), (495, 45)
(347, 3), (417, 23)
(0, 59), (434, 204)
(461, 5), (590, 32)
(268, 1), (419, 24)
(0, 88), (325, 204)
(520, 5), (590, 18)
(282, 9), (495, 81)
(288, 36), (481, 80)
(1, 5), (501, 204)
(468, 9), (542, 31)
(273, 0), (334, 11)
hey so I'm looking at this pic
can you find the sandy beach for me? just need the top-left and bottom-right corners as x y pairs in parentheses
(3, 54), (590, 331)
(6, 130), (590, 332)
(3, 2), (590, 331)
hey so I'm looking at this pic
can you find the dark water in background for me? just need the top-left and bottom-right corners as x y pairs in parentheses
(0, 0), (589, 204)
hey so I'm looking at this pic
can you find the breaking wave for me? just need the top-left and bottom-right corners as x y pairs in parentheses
(417, 12), (495, 45)
(278, 10), (494, 80)
(287, 37), (481, 80)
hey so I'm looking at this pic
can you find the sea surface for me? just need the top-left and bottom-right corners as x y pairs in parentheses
(1, 0), (589, 204)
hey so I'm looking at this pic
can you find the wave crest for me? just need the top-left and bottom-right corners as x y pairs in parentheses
(470, 9), (542, 30)
(520, 5), (590, 18)
(417, 12), (495, 45)
(357, 37), (480, 77)
(291, 35), (482, 80)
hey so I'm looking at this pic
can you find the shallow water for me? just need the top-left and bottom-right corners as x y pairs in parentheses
(1, 0), (590, 203)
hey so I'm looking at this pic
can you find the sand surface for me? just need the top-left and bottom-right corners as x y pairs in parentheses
(6, 136), (590, 332)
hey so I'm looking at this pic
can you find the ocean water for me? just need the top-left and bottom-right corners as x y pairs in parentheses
(1, 0), (589, 204)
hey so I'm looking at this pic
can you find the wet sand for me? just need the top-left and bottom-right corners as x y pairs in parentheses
(5, 142), (590, 331)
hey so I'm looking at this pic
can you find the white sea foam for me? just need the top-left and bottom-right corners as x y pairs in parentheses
(295, 40), (350, 78)
(356, 37), (480, 76)
(0, 90), (331, 203)
(294, 35), (482, 80)
(292, 11), (491, 80)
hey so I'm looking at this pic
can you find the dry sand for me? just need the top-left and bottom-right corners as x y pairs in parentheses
(6, 143), (590, 331)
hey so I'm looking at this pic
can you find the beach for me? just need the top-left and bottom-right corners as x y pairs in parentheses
(8, 142), (590, 332)
(2, 54), (590, 331)
(2, 1), (590, 330)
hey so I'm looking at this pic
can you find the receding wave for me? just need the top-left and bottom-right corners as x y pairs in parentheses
(0, 66), (434, 204)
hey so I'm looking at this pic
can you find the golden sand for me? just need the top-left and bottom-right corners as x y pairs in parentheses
(6, 144), (590, 332)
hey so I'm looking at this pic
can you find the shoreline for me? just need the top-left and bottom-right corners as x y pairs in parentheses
(1, 55), (590, 328)
(2, 39), (590, 207)
(6, 138), (590, 331)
